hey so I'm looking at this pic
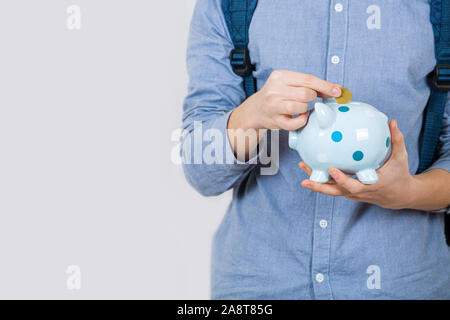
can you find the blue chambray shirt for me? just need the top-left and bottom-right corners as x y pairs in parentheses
(182, 0), (450, 299)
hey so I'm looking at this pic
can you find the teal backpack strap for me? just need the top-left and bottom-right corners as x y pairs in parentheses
(422, 0), (450, 246)
(418, 0), (450, 174)
(222, 0), (258, 98)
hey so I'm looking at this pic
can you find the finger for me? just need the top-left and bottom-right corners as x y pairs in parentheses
(328, 168), (366, 194)
(389, 120), (407, 158)
(279, 71), (341, 98)
(345, 194), (378, 206)
(380, 120), (407, 169)
(299, 161), (312, 176)
(283, 87), (317, 103)
(277, 112), (310, 131)
(301, 179), (349, 197)
(298, 162), (338, 184)
(281, 100), (309, 115)
(317, 84), (342, 99)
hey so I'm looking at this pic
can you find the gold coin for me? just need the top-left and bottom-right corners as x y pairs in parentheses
(335, 87), (352, 105)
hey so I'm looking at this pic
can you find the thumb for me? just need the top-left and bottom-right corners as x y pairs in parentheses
(389, 120), (407, 158)
(279, 111), (310, 131)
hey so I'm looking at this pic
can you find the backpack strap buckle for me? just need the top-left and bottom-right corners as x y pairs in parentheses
(433, 64), (450, 91)
(230, 49), (255, 77)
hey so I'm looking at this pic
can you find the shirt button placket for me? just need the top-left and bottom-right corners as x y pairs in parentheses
(311, 0), (349, 300)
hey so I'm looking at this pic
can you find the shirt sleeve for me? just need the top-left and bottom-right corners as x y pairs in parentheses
(425, 96), (450, 213)
(180, 0), (258, 197)
(426, 95), (450, 173)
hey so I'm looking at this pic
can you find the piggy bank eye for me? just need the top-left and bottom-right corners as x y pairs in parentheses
(338, 106), (350, 112)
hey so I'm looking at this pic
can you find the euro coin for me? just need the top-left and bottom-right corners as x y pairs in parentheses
(335, 87), (352, 104)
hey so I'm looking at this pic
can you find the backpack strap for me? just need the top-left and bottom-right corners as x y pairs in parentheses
(418, 0), (450, 173)
(422, 0), (450, 246)
(221, 0), (258, 98)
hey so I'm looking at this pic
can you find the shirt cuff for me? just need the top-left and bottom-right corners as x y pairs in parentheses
(425, 159), (450, 174)
(430, 207), (450, 214)
(423, 161), (450, 213)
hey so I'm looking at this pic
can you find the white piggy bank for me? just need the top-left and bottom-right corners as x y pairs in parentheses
(289, 100), (391, 184)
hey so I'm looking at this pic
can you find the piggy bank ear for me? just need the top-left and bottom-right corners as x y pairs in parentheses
(315, 102), (336, 129)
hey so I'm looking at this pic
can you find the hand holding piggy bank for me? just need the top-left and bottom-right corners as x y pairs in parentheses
(289, 99), (391, 184)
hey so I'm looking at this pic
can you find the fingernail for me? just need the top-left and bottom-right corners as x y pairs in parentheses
(303, 181), (312, 188)
(332, 87), (341, 97)
(329, 169), (338, 178)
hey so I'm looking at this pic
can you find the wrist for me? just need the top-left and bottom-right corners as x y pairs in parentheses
(403, 174), (423, 209)
(403, 169), (450, 211)
(228, 92), (262, 131)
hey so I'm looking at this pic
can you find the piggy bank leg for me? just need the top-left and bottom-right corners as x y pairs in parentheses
(356, 169), (378, 184)
(310, 170), (330, 183)
(288, 131), (298, 149)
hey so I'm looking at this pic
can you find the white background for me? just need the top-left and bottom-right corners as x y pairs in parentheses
(0, 0), (230, 299)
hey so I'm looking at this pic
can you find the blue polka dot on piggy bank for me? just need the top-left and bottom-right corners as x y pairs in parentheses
(289, 100), (391, 184)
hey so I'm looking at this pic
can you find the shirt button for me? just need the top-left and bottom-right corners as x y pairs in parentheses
(331, 55), (340, 64)
(335, 3), (343, 12)
(319, 219), (328, 229)
(316, 273), (324, 283)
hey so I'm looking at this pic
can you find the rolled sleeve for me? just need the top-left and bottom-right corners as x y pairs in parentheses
(180, 0), (258, 197)
(425, 97), (450, 213)
(426, 95), (450, 173)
